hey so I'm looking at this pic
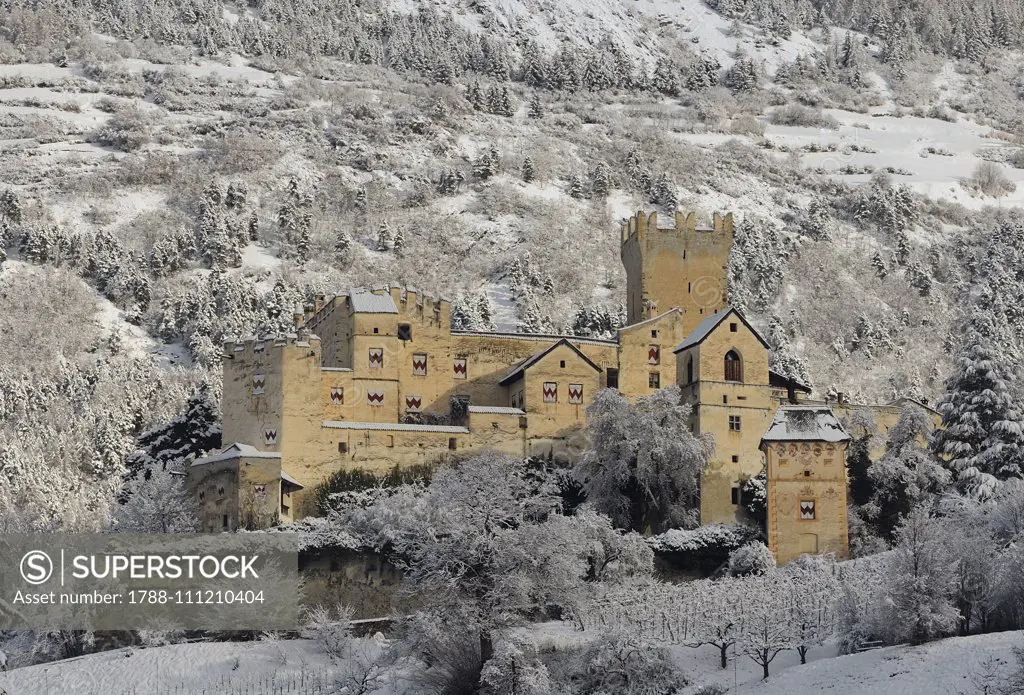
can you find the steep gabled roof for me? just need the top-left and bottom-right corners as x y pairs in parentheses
(498, 338), (603, 386)
(761, 406), (851, 443)
(673, 307), (771, 353)
(192, 443), (281, 467)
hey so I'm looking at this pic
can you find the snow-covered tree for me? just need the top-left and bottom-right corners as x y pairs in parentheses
(113, 465), (198, 533)
(728, 541), (776, 576)
(575, 386), (710, 532)
(521, 156), (535, 183)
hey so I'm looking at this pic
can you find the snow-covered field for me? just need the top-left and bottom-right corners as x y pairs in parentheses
(4, 629), (1020, 695)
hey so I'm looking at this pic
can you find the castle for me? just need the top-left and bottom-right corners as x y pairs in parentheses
(191, 210), (939, 564)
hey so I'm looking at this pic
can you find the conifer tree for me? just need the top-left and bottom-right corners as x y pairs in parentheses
(522, 156), (536, 183)
(591, 162), (611, 197)
(569, 174), (585, 199)
(528, 93), (543, 119)
(376, 220), (392, 251)
(393, 226), (405, 258)
(932, 331), (1024, 491)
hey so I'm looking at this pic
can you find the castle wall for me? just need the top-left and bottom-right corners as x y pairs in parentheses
(765, 441), (850, 564)
(222, 337), (291, 453)
(617, 310), (685, 399)
(189, 455), (292, 533)
(519, 342), (602, 440)
(676, 315), (773, 525)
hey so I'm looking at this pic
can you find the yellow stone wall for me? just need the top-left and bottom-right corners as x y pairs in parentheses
(620, 211), (733, 336)
(616, 310), (686, 400)
(189, 455), (295, 533)
(676, 314), (774, 525)
(517, 342), (603, 440)
(764, 440), (850, 564)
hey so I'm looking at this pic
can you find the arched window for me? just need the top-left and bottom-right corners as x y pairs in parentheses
(724, 350), (742, 382)
(686, 356), (694, 384)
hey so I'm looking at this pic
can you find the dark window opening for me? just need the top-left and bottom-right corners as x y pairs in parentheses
(730, 322), (738, 332)
(398, 323), (413, 341)
(560, 360), (566, 368)
(649, 372), (660, 389)
(686, 357), (693, 384)
(722, 395), (728, 404)
(448, 437), (457, 450)
(339, 442), (348, 454)
(732, 455), (739, 463)
(651, 330), (658, 338)
(731, 487), (740, 505)
(607, 368), (619, 389)
(729, 415), (741, 431)
(725, 350), (743, 382)
(222, 514), (229, 529)
(373, 327), (379, 334)
(804, 470), (811, 477)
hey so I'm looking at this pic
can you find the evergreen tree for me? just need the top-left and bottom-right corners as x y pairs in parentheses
(376, 220), (393, 251)
(932, 334), (1024, 491)
(393, 226), (405, 258)
(528, 93), (543, 119)
(651, 57), (681, 95)
(124, 385), (222, 481)
(522, 156), (536, 183)
(872, 251), (888, 278)
(591, 162), (612, 197)
(569, 174), (585, 199)
(334, 229), (352, 261)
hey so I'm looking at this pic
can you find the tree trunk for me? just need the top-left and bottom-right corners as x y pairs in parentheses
(719, 644), (728, 669)
(480, 630), (494, 665)
(799, 646), (808, 665)
(762, 658), (770, 680)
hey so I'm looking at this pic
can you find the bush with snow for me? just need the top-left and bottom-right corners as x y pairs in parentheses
(728, 541), (777, 577)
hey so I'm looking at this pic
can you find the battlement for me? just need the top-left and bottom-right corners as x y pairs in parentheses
(223, 331), (322, 357)
(620, 210), (734, 245)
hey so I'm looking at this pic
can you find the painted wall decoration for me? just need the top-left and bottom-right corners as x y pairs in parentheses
(648, 345), (660, 365)
(368, 348), (384, 369)
(330, 387), (344, 405)
(252, 372), (265, 395)
(405, 394), (422, 412)
(367, 388), (385, 406)
(453, 357), (467, 379)
(253, 484), (266, 496)
(543, 382), (557, 403)
(568, 384), (584, 405)
(413, 353), (428, 376)
(800, 500), (816, 520)
(264, 428), (278, 445)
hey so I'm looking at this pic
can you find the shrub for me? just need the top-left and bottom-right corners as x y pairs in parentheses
(90, 107), (152, 152)
(968, 160), (1016, 197)
(312, 464), (434, 515)
(727, 541), (776, 576)
(769, 103), (840, 130)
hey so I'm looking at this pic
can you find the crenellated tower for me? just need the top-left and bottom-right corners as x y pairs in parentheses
(620, 210), (734, 336)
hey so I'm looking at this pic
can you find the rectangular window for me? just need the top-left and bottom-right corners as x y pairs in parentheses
(338, 442), (348, 454)
(731, 487), (740, 505)
(560, 360), (566, 368)
(368, 348), (384, 369)
(448, 437), (457, 450)
(543, 382), (557, 403)
(398, 323), (412, 341)
(730, 322), (738, 332)
(729, 415), (741, 431)
(722, 395), (728, 404)
(387, 435), (394, 448)
(732, 455), (739, 463)
(568, 384), (584, 405)
(800, 500), (816, 520)
(606, 368), (619, 389)
(649, 372), (660, 389)
(651, 329), (658, 338)
(222, 514), (229, 530)
(412, 353), (428, 375)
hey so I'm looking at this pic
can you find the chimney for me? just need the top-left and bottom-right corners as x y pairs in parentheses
(293, 303), (304, 328)
(837, 392), (846, 405)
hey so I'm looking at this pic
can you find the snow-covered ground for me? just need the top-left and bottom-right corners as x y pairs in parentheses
(4, 628), (1019, 694)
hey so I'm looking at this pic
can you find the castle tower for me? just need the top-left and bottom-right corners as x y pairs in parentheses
(620, 211), (733, 337)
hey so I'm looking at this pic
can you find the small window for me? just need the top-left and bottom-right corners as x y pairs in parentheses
(649, 372), (660, 389)
(560, 360), (566, 368)
(732, 455), (739, 463)
(222, 514), (229, 529)
(199, 490), (205, 501)
(339, 442), (348, 454)
(448, 437), (457, 450)
(800, 500), (816, 520)
(606, 368), (619, 389)
(731, 487), (740, 505)
(218, 486), (225, 497)
(728, 415), (741, 431)
(651, 329), (658, 338)
(686, 357), (693, 384)
(725, 350), (742, 382)
(730, 322), (738, 332)
(722, 395), (728, 404)
(398, 323), (412, 341)
(373, 327), (379, 334)
(804, 469), (812, 477)
(387, 435), (394, 448)
(688, 282), (691, 292)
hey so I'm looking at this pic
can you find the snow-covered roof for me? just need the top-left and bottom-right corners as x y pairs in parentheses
(498, 338), (603, 386)
(321, 367), (353, 373)
(617, 308), (681, 334)
(453, 330), (617, 347)
(468, 405), (526, 415)
(348, 289), (398, 314)
(192, 443), (282, 466)
(322, 421), (469, 434)
(674, 307), (771, 352)
(761, 406), (851, 443)
(280, 469), (304, 490)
